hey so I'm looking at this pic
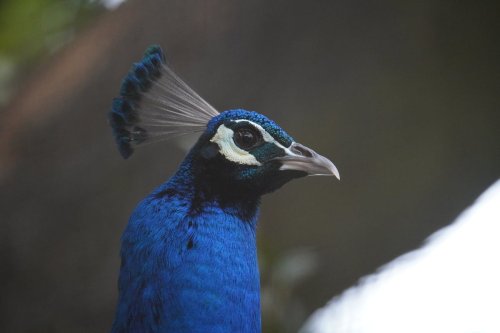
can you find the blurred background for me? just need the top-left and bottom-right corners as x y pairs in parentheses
(1, 1), (499, 332)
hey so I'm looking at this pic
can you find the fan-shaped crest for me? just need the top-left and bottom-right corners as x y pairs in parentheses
(109, 45), (219, 158)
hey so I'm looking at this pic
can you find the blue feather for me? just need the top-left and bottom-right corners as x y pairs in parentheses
(207, 109), (294, 146)
(110, 45), (167, 158)
(111, 162), (261, 332)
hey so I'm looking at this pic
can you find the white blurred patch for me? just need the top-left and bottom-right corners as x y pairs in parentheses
(301, 179), (500, 333)
(100, 0), (126, 10)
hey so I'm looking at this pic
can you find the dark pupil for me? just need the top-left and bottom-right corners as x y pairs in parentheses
(235, 128), (258, 149)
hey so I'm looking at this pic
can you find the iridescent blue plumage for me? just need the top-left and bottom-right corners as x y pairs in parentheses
(208, 109), (294, 146)
(110, 46), (339, 333)
(109, 46), (161, 157)
(112, 156), (261, 332)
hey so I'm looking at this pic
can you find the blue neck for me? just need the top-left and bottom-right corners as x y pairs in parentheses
(112, 153), (262, 333)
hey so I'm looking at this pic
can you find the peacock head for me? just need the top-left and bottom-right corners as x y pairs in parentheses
(109, 45), (339, 195)
(189, 109), (338, 194)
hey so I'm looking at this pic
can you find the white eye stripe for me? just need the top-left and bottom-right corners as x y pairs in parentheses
(210, 124), (261, 166)
(233, 119), (289, 150)
(235, 120), (299, 159)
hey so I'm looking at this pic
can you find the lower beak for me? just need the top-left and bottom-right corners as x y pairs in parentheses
(274, 142), (340, 179)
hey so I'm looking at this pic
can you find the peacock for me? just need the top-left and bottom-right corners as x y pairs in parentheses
(108, 45), (339, 333)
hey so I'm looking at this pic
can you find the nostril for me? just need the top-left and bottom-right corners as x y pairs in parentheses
(292, 144), (314, 157)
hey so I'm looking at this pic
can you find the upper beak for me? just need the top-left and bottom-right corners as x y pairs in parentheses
(274, 142), (340, 179)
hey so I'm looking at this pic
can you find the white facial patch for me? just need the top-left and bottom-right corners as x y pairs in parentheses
(210, 124), (261, 166)
(209, 119), (292, 166)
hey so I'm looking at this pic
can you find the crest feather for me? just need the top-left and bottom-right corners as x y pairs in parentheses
(109, 45), (219, 158)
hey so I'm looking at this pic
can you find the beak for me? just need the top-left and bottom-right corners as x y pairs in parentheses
(274, 142), (340, 179)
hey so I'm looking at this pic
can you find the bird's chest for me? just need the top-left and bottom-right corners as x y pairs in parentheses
(160, 211), (261, 331)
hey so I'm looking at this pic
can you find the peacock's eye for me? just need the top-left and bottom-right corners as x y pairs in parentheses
(233, 126), (262, 150)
